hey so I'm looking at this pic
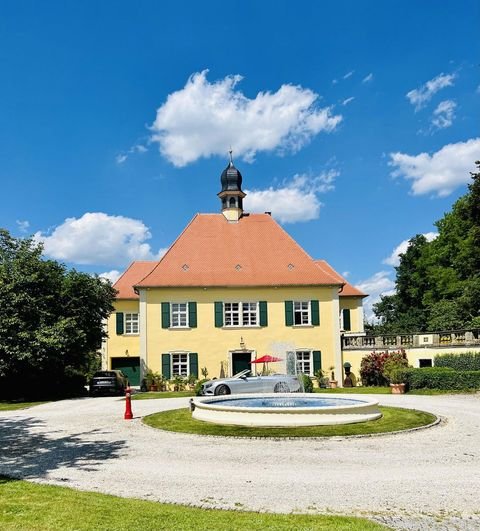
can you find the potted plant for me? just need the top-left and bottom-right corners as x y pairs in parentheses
(145, 370), (158, 392)
(171, 375), (186, 392)
(187, 374), (197, 391)
(314, 368), (324, 389)
(154, 373), (167, 392)
(383, 358), (409, 394)
(328, 366), (338, 388)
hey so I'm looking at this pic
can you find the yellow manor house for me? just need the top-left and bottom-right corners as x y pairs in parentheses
(103, 159), (367, 387)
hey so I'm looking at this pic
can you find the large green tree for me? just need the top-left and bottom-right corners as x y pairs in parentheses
(0, 230), (116, 399)
(373, 162), (480, 333)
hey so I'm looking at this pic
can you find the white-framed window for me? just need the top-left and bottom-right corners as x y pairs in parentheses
(242, 302), (258, 326)
(171, 303), (188, 328)
(225, 302), (258, 327)
(296, 350), (313, 375)
(294, 301), (310, 325)
(172, 352), (189, 376)
(125, 313), (139, 334)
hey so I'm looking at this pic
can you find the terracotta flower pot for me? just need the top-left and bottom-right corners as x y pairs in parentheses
(390, 383), (406, 394)
(329, 380), (338, 389)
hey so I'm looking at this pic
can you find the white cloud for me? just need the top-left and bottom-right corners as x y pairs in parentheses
(99, 270), (122, 284)
(342, 97), (355, 106)
(245, 170), (338, 224)
(406, 73), (456, 111)
(389, 137), (480, 197)
(133, 144), (147, 153)
(35, 212), (167, 267)
(431, 99), (456, 130)
(362, 73), (373, 83)
(116, 144), (148, 165)
(343, 71), (354, 79)
(149, 70), (342, 167)
(383, 232), (438, 267)
(16, 220), (30, 233)
(357, 271), (396, 321)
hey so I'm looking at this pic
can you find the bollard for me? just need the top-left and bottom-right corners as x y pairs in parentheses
(124, 386), (133, 420)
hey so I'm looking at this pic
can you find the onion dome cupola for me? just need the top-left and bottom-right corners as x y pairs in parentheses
(218, 150), (246, 222)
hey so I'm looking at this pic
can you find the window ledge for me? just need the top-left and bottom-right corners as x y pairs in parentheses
(168, 327), (192, 331)
(222, 325), (263, 329)
(291, 325), (315, 329)
(124, 333), (140, 336)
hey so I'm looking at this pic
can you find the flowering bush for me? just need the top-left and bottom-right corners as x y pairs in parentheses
(360, 350), (408, 386)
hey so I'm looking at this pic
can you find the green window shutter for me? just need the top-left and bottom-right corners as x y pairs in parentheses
(342, 309), (351, 331)
(116, 313), (124, 335)
(313, 351), (322, 373)
(285, 301), (293, 326)
(259, 301), (268, 326)
(189, 302), (197, 328)
(214, 302), (223, 328)
(161, 353), (171, 379)
(311, 300), (320, 326)
(189, 353), (199, 378)
(161, 302), (170, 329)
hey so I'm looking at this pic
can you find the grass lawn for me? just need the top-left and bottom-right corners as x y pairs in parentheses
(315, 387), (479, 395)
(143, 406), (436, 438)
(132, 391), (194, 400)
(0, 401), (46, 411)
(0, 476), (387, 530)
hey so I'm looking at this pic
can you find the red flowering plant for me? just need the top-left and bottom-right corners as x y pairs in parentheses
(360, 350), (408, 386)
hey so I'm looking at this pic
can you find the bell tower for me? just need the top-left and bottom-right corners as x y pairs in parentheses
(218, 150), (246, 222)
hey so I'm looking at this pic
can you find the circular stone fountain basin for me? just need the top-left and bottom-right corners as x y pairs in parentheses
(191, 394), (382, 427)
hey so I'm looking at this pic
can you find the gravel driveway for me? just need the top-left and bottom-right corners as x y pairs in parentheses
(1, 393), (480, 530)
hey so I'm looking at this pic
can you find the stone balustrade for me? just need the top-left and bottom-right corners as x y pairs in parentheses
(342, 329), (480, 350)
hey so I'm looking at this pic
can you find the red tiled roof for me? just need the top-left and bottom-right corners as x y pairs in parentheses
(314, 260), (368, 297)
(136, 214), (343, 288)
(113, 261), (157, 299)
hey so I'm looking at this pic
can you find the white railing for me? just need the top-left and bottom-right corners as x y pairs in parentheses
(342, 329), (480, 350)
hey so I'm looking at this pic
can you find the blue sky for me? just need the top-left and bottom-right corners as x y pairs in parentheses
(1, 0), (479, 318)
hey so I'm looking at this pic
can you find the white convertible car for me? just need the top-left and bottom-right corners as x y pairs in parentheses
(200, 369), (302, 395)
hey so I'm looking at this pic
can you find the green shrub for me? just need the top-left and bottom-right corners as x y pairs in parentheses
(194, 379), (208, 396)
(405, 367), (480, 390)
(434, 352), (480, 371)
(301, 373), (314, 393)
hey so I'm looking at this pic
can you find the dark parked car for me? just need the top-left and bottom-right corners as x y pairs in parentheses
(89, 370), (128, 396)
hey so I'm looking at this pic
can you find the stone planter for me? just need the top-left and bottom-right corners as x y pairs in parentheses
(390, 383), (406, 394)
(329, 380), (338, 389)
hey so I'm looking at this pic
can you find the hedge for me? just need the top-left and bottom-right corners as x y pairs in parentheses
(405, 367), (480, 390)
(434, 352), (480, 371)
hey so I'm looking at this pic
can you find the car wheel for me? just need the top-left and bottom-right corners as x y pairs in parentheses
(274, 382), (290, 393)
(214, 384), (230, 396)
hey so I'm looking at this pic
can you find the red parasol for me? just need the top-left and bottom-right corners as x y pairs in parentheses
(250, 355), (283, 364)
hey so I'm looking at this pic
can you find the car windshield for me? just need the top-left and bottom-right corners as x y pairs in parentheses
(231, 369), (251, 379)
(93, 371), (116, 378)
